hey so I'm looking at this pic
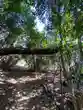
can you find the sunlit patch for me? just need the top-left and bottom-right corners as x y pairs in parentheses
(35, 17), (45, 32)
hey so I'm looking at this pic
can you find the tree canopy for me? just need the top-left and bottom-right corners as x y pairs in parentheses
(0, 0), (83, 75)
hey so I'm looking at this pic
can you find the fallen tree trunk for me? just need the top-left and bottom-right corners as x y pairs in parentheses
(0, 47), (60, 55)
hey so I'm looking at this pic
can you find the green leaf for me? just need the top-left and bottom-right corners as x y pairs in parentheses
(11, 28), (23, 35)
(5, 33), (17, 45)
(4, 0), (22, 13)
(62, 0), (69, 7)
(42, 39), (48, 48)
(6, 17), (15, 29)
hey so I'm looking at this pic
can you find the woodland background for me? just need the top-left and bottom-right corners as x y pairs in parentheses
(0, 0), (83, 110)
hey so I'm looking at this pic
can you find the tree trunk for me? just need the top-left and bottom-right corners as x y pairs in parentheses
(0, 47), (59, 55)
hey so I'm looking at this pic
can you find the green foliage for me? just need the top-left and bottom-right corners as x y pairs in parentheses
(1, 1), (83, 109)
(6, 17), (15, 29)
(4, 0), (21, 13)
(75, 12), (83, 36)
(11, 27), (23, 35)
(0, 0), (83, 77)
(52, 10), (62, 29)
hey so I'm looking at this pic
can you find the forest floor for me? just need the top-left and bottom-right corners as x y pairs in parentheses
(0, 70), (59, 110)
(0, 70), (80, 110)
